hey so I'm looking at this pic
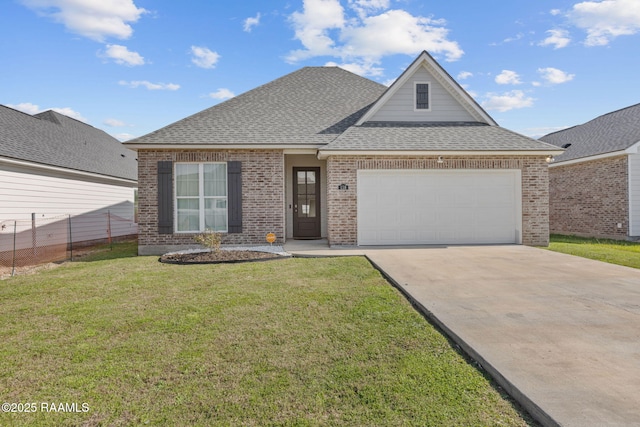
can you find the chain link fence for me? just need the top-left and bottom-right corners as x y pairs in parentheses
(0, 212), (137, 277)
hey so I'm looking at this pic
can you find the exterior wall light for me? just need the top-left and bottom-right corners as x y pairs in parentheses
(546, 155), (555, 163)
(437, 156), (444, 164)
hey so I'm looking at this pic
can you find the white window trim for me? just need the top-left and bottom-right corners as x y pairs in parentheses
(414, 81), (431, 112)
(174, 162), (228, 233)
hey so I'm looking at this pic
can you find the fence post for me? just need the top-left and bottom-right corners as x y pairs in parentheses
(11, 221), (17, 277)
(31, 213), (37, 258)
(68, 215), (73, 261)
(107, 210), (112, 251)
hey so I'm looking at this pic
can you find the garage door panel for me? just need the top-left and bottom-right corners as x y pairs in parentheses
(358, 170), (521, 245)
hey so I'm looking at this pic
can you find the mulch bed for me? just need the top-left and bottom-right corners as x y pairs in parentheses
(159, 250), (285, 265)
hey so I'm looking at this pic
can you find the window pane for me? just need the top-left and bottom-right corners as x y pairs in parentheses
(176, 164), (199, 197)
(205, 198), (227, 231)
(204, 163), (227, 197)
(177, 198), (200, 231)
(416, 83), (429, 109)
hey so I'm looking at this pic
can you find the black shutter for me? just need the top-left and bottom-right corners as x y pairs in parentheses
(227, 161), (242, 233)
(157, 161), (173, 234)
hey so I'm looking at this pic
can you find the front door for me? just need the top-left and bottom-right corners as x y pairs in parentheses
(293, 167), (321, 238)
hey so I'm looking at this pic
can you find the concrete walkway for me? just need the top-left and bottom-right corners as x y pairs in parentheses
(284, 242), (640, 427)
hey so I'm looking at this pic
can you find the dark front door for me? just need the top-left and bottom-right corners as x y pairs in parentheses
(293, 167), (321, 238)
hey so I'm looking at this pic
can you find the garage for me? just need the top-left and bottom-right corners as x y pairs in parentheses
(357, 169), (522, 245)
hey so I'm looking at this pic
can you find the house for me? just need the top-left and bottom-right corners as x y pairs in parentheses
(124, 51), (562, 255)
(0, 105), (138, 251)
(540, 103), (640, 240)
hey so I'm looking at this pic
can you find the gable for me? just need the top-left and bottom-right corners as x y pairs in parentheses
(357, 51), (496, 126)
(369, 65), (476, 122)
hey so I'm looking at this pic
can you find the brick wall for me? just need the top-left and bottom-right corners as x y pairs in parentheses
(326, 155), (550, 246)
(137, 149), (284, 254)
(549, 155), (628, 239)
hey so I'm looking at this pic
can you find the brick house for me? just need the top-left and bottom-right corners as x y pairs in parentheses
(540, 103), (640, 240)
(125, 51), (561, 255)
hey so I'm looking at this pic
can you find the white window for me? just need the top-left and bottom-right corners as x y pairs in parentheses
(415, 82), (431, 111)
(175, 163), (227, 232)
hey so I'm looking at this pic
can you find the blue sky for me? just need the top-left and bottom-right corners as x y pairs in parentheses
(1, 0), (639, 141)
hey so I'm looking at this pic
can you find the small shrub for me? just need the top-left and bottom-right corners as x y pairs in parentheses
(194, 229), (222, 253)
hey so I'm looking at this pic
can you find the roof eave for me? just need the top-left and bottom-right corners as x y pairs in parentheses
(125, 143), (326, 151)
(548, 149), (631, 167)
(317, 149), (564, 160)
(0, 156), (138, 186)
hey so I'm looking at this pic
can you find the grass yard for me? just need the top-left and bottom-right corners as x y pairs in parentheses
(548, 234), (640, 269)
(0, 243), (534, 426)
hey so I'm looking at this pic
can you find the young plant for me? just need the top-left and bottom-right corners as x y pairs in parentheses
(193, 229), (222, 253)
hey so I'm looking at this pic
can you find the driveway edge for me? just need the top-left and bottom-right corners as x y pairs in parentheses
(365, 254), (560, 427)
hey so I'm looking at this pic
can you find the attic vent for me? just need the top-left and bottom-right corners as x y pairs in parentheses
(561, 143), (572, 148)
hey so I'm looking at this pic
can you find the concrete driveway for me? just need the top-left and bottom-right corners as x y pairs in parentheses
(362, 245), (640, 427)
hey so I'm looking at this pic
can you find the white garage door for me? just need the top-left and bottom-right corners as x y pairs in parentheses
(357, 169), (522, 245)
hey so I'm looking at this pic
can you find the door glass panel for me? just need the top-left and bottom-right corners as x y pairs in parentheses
(297, 195), (308, 217)
(306, 171), (316, 195)
(307, 195), (316, 217)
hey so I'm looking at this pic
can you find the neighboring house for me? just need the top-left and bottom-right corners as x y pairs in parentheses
(0, 105), (138, 246)
(125, 51), (561, 255)
(540, 103), (640, 240)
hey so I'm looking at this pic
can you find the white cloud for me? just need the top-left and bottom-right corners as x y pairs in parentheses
(102, 44), (144, 66)
(568, 0), (640, 46)
(7, 102), (87, 122)
(113, 133), (135, 141)
(243, 13), (261, 32)
(325, 60), (383, 76)
(287, 0), (463, 76)
(538, 67), (575, 84)
(495, 70), (522, 85)
(348, 0), (390, 18)
(104, 118), (125, 127)
(539, 29), (571, 49)
(288, 0), (345, 60)
(457, 71), (473, 80)
(208, 88), (235, 100)
(119, 80), (180, 90)
(550, 9), (562, 16)
(20, 0), (146, 42)
(191, 46), (220, 69)
(7, 102), (41, 115)
(482, 90), (534, 112)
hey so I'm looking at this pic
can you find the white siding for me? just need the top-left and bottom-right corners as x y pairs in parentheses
(629, 154), (640, 236)
(0, 163), (137, 250)
(370, 66), (476, 122)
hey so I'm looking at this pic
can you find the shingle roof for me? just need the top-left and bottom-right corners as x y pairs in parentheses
(539, 103), (640, 162)
(0, 105), (137, 181)
(322, 122), (560, 152)
(127, 67), (388, 146)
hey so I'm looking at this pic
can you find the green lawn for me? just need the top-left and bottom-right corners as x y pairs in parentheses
(1, 243), (534, 426)
(548, 234), (640, 269)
